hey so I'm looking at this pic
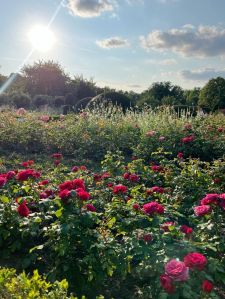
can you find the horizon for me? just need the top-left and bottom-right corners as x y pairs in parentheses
(1, 0), (225, 92)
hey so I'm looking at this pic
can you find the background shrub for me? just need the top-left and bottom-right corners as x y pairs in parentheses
(11, 92), (31, 108)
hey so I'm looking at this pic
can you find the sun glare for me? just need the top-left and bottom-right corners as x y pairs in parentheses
(28, 25), (56, 52)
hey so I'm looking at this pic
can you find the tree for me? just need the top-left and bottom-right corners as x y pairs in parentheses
(199, 77), (225, 111)
(138, 81), (184, 107)
(184, 88), (201, 106)
(66, 76), (99, 106)
(23, 60), (69, 96)
(0, 73), (7, 87)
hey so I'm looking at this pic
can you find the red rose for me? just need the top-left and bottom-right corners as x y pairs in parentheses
(151, 186), (164, 194)
(93, 173), (102, 182)
(59, 189), (71, 201)
(85, 203), (96, 212)
(160, 274), (175, 294)
(213, 178), (221, 184)
(217, 127), (224, 133)
(73, 179), (85, 190)
(0, 176), (7, 188)
(123, 172), (130, 180)
(77, 190), (90, 201)
(180, 225), (193, 235)
(133, 203), (140, 210)
(129, 173), (139, 182)
(177, 152), (184, 159)
(45, 189), (54, 197)
(38, 180), (49, 186)
(184, 252), (207, 271)
(59, 181), (74, 191)
(80, 165), (87, 171)
(181, 135), (194, 144)
(200, 194), (218, 206)
(202, 280), (213, 293)
(40, 192), (48, 199)
(51, 153), (63, 159)
(146, 189), (153, 196)
(54, 160), (61, 166)
(71, 166), (79, 172)
(17, 169), (40, 181)
(18, 203), (30, 217)
(113, 184), (127, 194)
(165, 259), (189, 282)
(194, 205), (211, 217)
(143, 233), (152, 242)
(143, 202), (164, 215)
(6, 171), (16, 180)
(101, 172), (110, 179)
(151, 165), (163, 172)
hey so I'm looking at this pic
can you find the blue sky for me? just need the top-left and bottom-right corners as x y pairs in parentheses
(1, 0), (225, 91)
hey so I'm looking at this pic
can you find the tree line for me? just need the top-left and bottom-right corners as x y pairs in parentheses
(0, 60), (225, 112)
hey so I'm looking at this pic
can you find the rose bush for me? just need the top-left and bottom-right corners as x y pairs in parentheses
(0, 119), (225, 298)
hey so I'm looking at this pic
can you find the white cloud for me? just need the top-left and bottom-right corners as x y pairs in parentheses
(181, 68), (225, 81)
(96, 37), (130, 48)
(146, 58), (177, 65)
(67, 0), (116, 18)
(140, 25), (225, 57)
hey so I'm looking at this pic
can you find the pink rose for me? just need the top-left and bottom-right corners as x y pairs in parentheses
(194, 205), (211, 217)
(165, 259), (189, 282)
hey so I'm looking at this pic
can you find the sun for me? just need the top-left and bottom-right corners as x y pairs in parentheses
(28, 25), (56, 52)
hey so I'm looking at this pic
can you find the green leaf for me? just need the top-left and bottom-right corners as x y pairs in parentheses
(0, 195), (10, 204)
(55, 208), (63, 218)
(107, 217), (116, 228)
(29, 245), (44, 253)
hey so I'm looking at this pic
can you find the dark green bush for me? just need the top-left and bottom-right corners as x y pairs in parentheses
(54, 96), (65, 108)
(33, 95), (50, 108)
(0, 93), (11, 106)
(11, 92), (31, 108)
(88, 92), (133, 111)
(74, 97), (92, 111)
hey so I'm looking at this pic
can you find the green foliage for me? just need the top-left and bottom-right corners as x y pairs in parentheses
(0, 93), (11, 106)
(0, 108), (225, 161)
(0, 268), (76, 298)
(184, 88), (201, 106)
(199, 77), (225, 111)
(88, 91), (133, 111)
(33, 94), (50, 108)
(138, 81), (185, 107)
(66, 75), (98, 103)
(11, 92), (31, 108)
(54, 96), (65, 108)
(23, 60), (69, 96)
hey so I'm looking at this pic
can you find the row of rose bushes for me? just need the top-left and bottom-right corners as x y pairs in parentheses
(0, 150), (224, 298)
(0, 108), (225, 162)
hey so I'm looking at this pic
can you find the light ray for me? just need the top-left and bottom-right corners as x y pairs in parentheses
(0, 0), (65, 95)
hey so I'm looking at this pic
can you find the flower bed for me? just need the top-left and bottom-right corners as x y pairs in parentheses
(0, 150), (224, 298)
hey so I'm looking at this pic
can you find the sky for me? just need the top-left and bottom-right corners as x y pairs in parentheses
(1, 0), (225, 92)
